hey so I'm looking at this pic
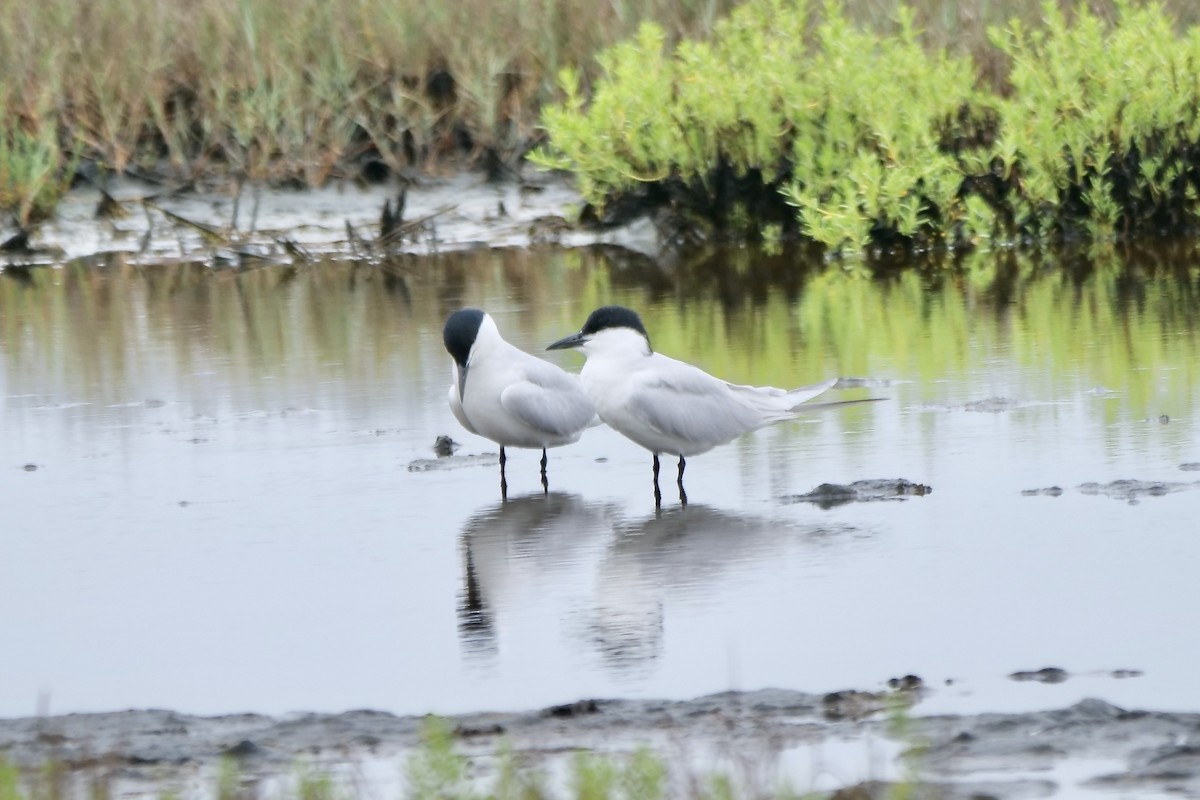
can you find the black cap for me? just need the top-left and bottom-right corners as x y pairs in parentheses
(443, 308), (485, 367)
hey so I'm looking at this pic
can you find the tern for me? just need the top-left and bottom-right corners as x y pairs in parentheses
(443, 308), (596, 497)
(548, 305), (839, 506)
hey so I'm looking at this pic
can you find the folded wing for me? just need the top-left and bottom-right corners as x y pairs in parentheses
(628, 366), (763, 449)
(500, 366), (596, 438)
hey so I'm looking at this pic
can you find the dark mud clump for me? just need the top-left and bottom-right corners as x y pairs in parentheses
(1020, 486), (1063, 497)
(1009, 666), (1069, 683)
(823, 676), (923, 721)
(782, 478), (932, 509)
(1077, 478), (1200, 503)
(543, 699), (601, 718)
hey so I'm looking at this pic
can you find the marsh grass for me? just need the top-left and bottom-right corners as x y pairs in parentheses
(398, 714), (935, 800)
(0, 757), (117, 800)
(0, 760), (19, 800)
(1, 0), (1198, 229)
(0, 0), (739, 227)
(0, 757), (355, 800)
(401, 717), (788, 800)
(3, 745), (793, 800)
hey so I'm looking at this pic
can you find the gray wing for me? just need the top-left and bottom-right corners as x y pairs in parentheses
(628, 361), (762, 447)
(500, 361), (596, 437)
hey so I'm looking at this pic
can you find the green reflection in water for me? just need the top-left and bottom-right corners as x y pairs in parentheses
(563, 246), (1200, 421)
(1, 247), (1197, 428)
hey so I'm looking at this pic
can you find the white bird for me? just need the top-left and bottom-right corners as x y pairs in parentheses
(548, 305), (838, 506)
(443, 308), (596, 496)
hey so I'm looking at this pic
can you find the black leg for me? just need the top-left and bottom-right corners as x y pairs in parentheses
(677, 455), (688, 507)
(499, 446), (508, 501)
(540, 448), (549, 494)
(652, 453), (662, 509)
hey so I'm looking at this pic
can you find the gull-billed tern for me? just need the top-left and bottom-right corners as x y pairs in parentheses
(443, 308), (596, 496)
(548, 305), (840, 506)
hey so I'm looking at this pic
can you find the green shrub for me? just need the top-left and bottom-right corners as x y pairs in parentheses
(779, 4), (988, 251)
(534, 0), (1200, 253)
(988, 0), (1200, 240)
(531, 0), (991, 251)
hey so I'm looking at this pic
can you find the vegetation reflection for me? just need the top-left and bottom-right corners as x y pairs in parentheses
(1, 247), (1196, 426)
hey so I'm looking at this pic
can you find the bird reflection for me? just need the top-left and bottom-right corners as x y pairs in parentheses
(589, 504), (820, 673)
(460, 494), (853, 677)
(459, 540), (494, 659)
(457, 492), (617, 660)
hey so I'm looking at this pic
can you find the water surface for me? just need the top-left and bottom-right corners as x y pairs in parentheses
(1, 247), (1197, 719)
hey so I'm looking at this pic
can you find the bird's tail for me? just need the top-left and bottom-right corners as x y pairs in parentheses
(783, 378), (838, 410)
(796, 396), (887, 413)
(724, 377), (838, 420)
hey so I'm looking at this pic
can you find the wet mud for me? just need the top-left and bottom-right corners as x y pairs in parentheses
(781, 479), (932, 508)
(406, 452), (500, 472)
(1021, 479), (1200, 504)
(2, 174), (654, 266)
(2, 689), (1198, 799)
(1078, 479), (1200, 503)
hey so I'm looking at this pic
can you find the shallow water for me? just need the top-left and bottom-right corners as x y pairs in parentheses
(1, 246), (1198, 720)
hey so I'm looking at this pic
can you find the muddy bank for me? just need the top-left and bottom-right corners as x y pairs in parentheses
(2, 173), (659, 267)
(2, 689), (1199, 799)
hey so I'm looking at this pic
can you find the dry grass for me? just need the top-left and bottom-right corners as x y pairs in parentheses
(0, 0), (734, 189)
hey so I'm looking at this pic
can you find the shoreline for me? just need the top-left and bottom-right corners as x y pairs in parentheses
(3, 688), (1199, 799)
(2, 173), (664, 268)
